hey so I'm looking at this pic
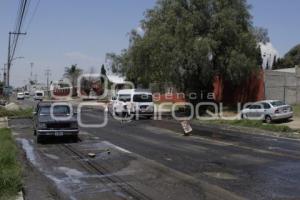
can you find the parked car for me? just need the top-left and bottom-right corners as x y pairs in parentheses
(34, 90), (44, 101)
(111, 89), (154, 119)
(24, 91), (30, 98)
(33, 101), (79, 143)
(17, 92), (25, 100)
(241, 100), (293, 123)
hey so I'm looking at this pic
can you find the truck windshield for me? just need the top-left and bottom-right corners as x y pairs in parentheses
(133, 94), (153, 102)
(39, 106), (71, 116)
(36, 93), (43, 96)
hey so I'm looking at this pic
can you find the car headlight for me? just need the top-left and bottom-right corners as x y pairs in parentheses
(38, 123), (47, 128)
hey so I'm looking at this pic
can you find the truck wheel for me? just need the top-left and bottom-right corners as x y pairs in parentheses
(36, 135), (43, 144)
(72, 135), (79, 143)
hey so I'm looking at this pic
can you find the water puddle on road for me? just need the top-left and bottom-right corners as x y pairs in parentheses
(203, 172), (239, 180)
(17, 138), (38, 166)
(44, 153), (59, 160)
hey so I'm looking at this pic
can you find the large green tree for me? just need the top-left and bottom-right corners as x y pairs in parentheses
(274, 44), (300, 69)
(107, 0), (261, 101)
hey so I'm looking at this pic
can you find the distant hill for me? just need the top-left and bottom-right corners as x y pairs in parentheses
(274, 44), (300, 69)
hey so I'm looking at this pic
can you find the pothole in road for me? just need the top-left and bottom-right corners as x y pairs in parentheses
(203, 172), (238, 180)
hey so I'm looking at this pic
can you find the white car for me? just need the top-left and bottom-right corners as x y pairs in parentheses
(241, 100), (293, 123)
(111, 89), (154, 119)
(17, 92), (25, 100)
(34, 91), (44, 101)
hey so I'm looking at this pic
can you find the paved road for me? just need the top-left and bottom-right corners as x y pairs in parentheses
(11, 99), (300, 200)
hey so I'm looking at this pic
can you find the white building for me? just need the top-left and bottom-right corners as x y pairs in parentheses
(259, 42), (279, 70)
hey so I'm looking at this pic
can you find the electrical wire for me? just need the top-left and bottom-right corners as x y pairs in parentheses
(24, 0), (40, 32)
(10, 0), (29, 62)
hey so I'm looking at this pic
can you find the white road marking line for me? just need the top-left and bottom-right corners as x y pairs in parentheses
(102, 141), (132, 154)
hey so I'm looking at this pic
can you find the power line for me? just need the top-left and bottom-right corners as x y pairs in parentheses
(25, 0), (41, 32)
(6, 0), (31, 87)
(10, 0), (29, 61)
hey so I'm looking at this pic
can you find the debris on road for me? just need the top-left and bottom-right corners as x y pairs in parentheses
(88, 153), (96, 158)
(181, 120), (192, 136)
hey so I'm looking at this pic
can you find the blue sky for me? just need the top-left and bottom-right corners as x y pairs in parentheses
(0, 0), (300, 86)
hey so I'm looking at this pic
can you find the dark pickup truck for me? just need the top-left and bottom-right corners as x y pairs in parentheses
(33, 101), (79, 143)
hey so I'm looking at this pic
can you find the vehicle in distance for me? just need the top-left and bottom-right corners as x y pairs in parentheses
(33, 101), (79, 143)
(110, 89), (154, 119)
(241, 100), (293, 123)
(24, 91), (30, 98)
(34, 90), (44, 101)
(17, 92), (25, 100)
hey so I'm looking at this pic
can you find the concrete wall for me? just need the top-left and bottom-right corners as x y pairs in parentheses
(265, 67), (300, 105)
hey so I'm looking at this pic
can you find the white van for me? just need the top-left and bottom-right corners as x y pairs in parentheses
(112, 89), (154, 119)
(34, 90), (44, 101)
(17, 92), (25, 100)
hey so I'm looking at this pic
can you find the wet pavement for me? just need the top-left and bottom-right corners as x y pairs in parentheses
(10, 100), (300, 200)
(11, 118), (238, 200)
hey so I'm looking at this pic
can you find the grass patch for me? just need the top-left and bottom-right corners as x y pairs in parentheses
(0, 107), (33, 118)
(207, 119), (294, 133)
(0, 128), (22, 200)
(293, 105), (300, 117)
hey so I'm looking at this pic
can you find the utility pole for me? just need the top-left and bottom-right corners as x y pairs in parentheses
(6, 32), (26, 86)
(30, 62), (34, 81)
(34, 74), (38, 84)
(2, 64), (7, 84)
(45, 69), (51, 97)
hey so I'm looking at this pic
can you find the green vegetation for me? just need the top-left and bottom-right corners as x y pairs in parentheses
(0, 128), (22, 200)
(206, 119), (294, 133)
(106, 0), (262, 102)
(274, 44), (300, 69)
(293, 104), (300, 117)
(0, 107), (33, 118)
(64, 64), (83, 96)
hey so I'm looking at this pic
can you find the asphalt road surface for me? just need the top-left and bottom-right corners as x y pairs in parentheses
(10, 99), (300, 200)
